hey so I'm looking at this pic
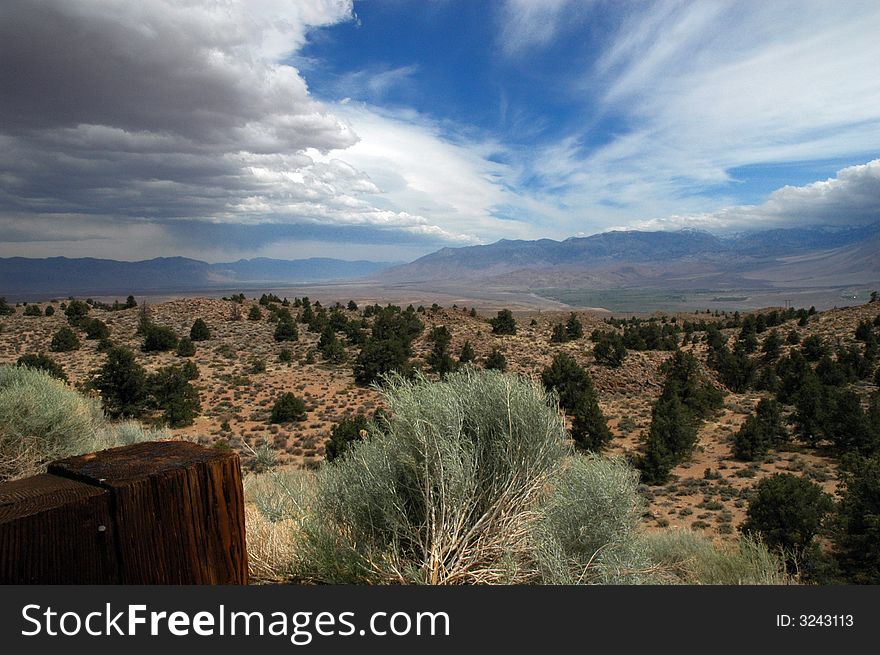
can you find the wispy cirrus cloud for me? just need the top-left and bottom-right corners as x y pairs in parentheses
(507, 0), (880, 235)
(497, 0), (592, 57)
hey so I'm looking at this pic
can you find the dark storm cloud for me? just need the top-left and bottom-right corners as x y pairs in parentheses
(0, 0), (467, 254)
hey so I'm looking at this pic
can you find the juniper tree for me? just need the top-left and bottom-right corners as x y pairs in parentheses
(93, 346), (148, 418)
(827, 391), (877, 456)
(835, 454), (880, 583)
(565, 313), (584, 340)
(638, 388), (697, 485)
(176, 336), (196, 357)
(325, 413), (371, 462)
(273, 317), (299, 342)
(189, 317), (211, 341)
(270, 392), (307, 424)
(426, 325), (456, 377)
(801, 335), (827, 361)
(550, 323), (569, 343)
(50, 327), (80, 352)
(318, 325), (346, 363)
(541, 353), (610, 451)
(64, 299), (90, 326)
(570, 393), (612, 452)
(593, 331), (627, 367)
(83, 318), (110, 340)
(489, 309), (517, 335)
(762, 329), (782, 362)
(142, 324), (178, 352)
(483, 348), (507, 372)
(661, 350), (723, 418)
(354, 338), (411, 385)
(458, 340), (475, 365)
(148, 365), (201, 427)
(742, 473), (833, 559)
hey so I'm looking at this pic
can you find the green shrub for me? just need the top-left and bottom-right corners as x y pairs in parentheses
(142, 324), (178, 352)
(325, 413), (371, 463)
(741, 473), (833, 560)
(294, 370), (647, 585)
(270, 392), (307, 424)
(24, 304), (43, 317)
(93, 346), (148, 418)
(16, 353), (66, 382)
(0, 366), (152, 481)
(44, 305), (55, 317)
(488, 309), (517, 335)
(50, 326), (80, 352)
(643, 530), (788, 584)
(0, 366), (104, 480)
(189, 318), (211, 341)
(176, 336), (196, 357)
(536, 455), (649, 583)
(84, 318), (110, 340)
(64, 299), (90, 325)
(244, 469), (316, 581)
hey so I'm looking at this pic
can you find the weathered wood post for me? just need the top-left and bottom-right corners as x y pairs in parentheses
(0, 441), (248, 584)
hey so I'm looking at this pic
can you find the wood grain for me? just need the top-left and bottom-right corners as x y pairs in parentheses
(49, 441), (248, 584)
(0, 474), (117, 583)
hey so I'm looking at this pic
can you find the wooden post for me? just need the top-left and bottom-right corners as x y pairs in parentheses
(0, 474), (118, 583)
(0, 441), (248, 584)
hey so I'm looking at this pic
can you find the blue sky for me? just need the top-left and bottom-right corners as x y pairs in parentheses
(1, 0), (879, 261)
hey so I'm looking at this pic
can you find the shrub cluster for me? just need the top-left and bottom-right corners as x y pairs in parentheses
(292, 370), (648, 584)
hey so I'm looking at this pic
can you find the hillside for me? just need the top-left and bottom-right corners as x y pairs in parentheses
(2, 292), (878, 548)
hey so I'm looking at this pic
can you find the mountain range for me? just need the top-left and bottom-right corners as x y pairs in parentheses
(0, 257), (395, 298)
(375, 223), (880, 292)
(2, 223), (878, 301)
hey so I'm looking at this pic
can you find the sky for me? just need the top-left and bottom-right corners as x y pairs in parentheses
(1, 0), (879, 263)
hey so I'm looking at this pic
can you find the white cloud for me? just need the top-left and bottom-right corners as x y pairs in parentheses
(498, 0), (590, 56)
(628, 159), (880, 232)
(313, 103), (543, 242)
